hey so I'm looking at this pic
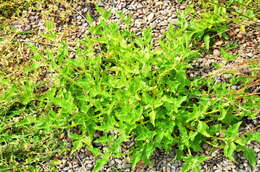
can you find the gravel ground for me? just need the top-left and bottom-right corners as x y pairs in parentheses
(5, 0), (259, 171)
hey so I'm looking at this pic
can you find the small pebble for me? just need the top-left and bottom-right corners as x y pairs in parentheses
(147, 13), (154, 23)
(213, 49), (221, 57)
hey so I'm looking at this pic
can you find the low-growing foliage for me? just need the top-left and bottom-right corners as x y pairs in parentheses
(0, 1), (259, 171)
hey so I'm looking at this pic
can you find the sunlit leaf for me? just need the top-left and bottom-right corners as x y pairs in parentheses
(224, 142), (236, 162)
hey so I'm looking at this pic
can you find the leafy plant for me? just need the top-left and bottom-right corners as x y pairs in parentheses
(0, 1), (259, 172)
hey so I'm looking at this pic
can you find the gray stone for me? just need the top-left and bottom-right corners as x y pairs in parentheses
(169, 18), (179, 25)
(82, 23), (89, 28)
(136, 3), (143, 9)
(213, 49), (221, 57)
(77, 15), (82, 20)
(123, 163), (131, 169)
(24, 25), (31, 31)
(83, 8), (88, 13)
(147, 13), (155, 23)
(161, 21), (168, 26)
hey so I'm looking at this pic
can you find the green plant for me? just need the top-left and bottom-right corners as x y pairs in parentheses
(0, 2), (259, 172)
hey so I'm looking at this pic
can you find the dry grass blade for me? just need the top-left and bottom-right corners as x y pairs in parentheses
(204, 58), (260, 78)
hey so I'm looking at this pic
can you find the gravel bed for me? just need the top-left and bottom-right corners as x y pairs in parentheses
(6, 0), (260, 171)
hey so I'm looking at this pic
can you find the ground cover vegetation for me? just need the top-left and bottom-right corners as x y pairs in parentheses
(0, 0), (259, 171)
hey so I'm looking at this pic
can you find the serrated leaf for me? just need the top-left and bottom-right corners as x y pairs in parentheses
(224, 142), (236, 162)
(197, 121), (211, 137)
(182, 155), (208, 172)
(225, 122), (242, 139)
(131, 151), (142, 169)
(70, 133), (92, 154)
(250, 132), (260, 142)
(244, 147), (256, 167)
(108, 136), (124, 153)
(186, 102), (208, 123)
(235, 136), (249, 146)
(93, 156), (109, 172)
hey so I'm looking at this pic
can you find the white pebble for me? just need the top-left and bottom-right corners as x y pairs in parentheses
(147, 13), (155, 23)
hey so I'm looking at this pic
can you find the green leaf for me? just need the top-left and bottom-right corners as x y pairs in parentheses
(182, 155), (208, 172)
(235, 136), (249, 146)
(149, 110), (156, 126)
(93, 156), (109, 172)
(94, 135), (110, 144)
(45, 20), (55, 31)
(243, 147), (257, 167)
(88, 147), (101, 156)
(24, 61), (42, 73)
(143, 143), (154, 160)
(143, 27), (152, 48)
(96, 5), (111, 20)
(175, 96), (187, 112)
(221, 49), (239, 61)
(218, 109), (227, 121)
(197, 121), (211, 137)
(191, 143), (202, 152)
(131, 151), (142, 169)
(50, 160), (62, 166)
(204, 34), (210, 50)
(209, 124), (222, 135)
(177, 123), (189, 149)
(189, 131), (198, 141)
(70, 133), (92, 154)
(186, 102), (208, 123)
(72, 140), (83, 154)
(250, 132), (260, 142)
(222, 32), (229, 40)
(108, 136), (124, 153)
(86, 13), (94, 25)
(224, 142), (236, 162)
(224, 122), (242, 139)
